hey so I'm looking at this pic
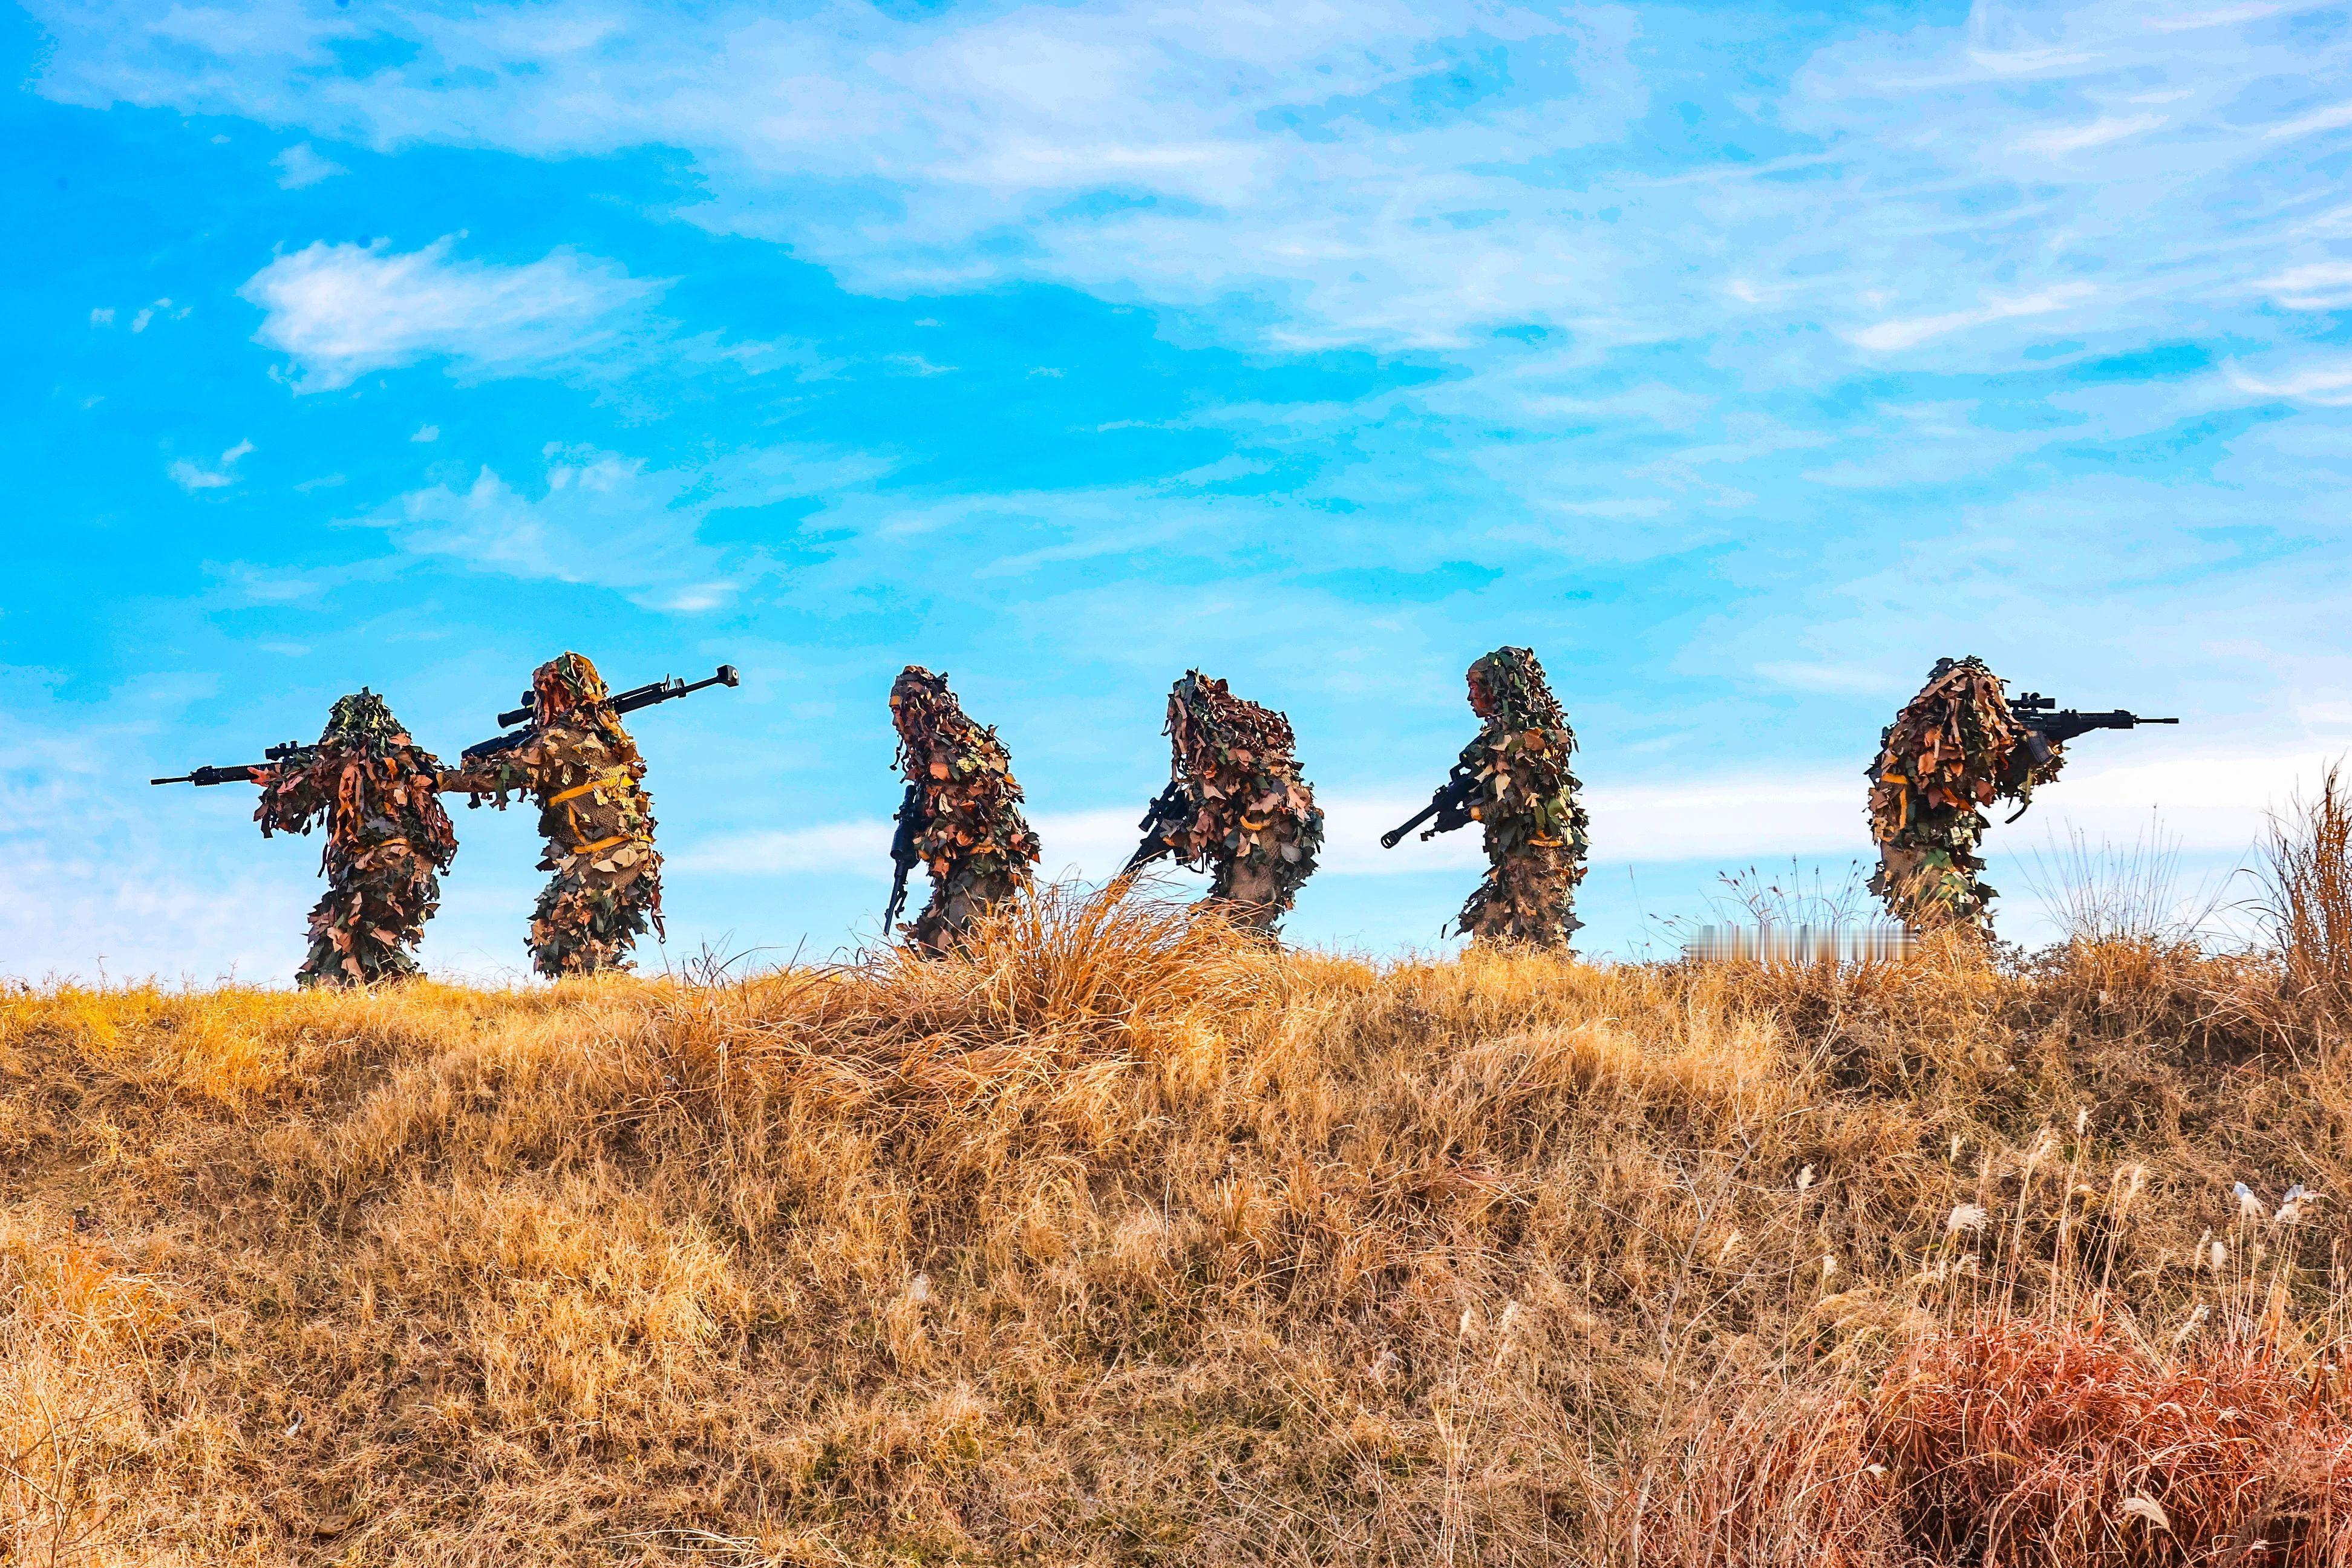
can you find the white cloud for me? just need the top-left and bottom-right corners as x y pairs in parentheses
(364, 440), (884, 609)
(30, 0), (2352, 363)
(2263, 99), (2352, 139)
(2013, 113), (2166, 154)
(1753, 661), (1909, 697)
(272, 140), (345, 187)
(88, 306), (114, 326)
(2225, 359), (2352, 405)
(2258, 261), (2352, 310)
(168, 437), (254, 492)
(239, 237), (658, 390)
(1850, 286), (2097, 352)
(0, 717), (295, 984)
(410, 423), (439, 442)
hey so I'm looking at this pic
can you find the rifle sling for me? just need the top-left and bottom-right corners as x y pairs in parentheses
(548, 770), (634, 806)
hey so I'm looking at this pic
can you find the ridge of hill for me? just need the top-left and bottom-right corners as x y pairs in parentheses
(4, 877), (2350, 1564)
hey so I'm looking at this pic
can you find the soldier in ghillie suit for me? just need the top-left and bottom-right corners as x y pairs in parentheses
(886, 666), (1042, 956)
(252, 689), (459, 988)
(442, 652), (665, 977)
(1867, 655), (2060, 934)
(1452, 647), (1589, 948)
(1128, 671), (1324, 935)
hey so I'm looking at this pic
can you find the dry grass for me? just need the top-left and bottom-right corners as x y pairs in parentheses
(2265, 765), (2352, 1021)
(3, 830), (2352, 1563)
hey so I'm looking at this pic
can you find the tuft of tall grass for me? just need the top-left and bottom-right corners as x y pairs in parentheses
(2263, 766), (2352, 1018)
(2025, 818), (2230, 950)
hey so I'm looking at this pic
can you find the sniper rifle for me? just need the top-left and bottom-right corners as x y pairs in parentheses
(460, 664), (740, 761)
(151, 740), (307, 788)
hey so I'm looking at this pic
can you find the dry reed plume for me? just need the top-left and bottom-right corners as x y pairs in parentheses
(3, 788), (2351, 1564)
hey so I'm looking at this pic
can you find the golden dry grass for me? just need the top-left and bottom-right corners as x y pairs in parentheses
(4, 873), (2352, 1564)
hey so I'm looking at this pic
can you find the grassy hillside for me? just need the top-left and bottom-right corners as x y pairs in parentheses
(4, 857), (2352, 1564)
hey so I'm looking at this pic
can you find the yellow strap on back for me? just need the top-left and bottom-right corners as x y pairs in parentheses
(570, 834), (630, 856)
(548, 770), (633, 806)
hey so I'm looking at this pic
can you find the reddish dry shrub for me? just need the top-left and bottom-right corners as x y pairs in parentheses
(1874, 1314), (2352, 1566)
(1633, 1313), (2352, 1567)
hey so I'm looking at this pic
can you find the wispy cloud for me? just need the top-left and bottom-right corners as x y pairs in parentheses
(2258, 261), (2352, 310)
(2225, 359), (2352, 405)
(168, 437), (253, 492)
(2262, 99), (2352, 139)
(272, 141), (344, 188)
(33, 0), (2352, 365)
(240, 238), (658, 390)
(2013, 113), (2166, 154)
(364, 440), (884, 609)
(1850, 286), (2097, 352)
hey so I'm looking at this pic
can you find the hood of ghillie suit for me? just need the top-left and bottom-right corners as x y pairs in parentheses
(531, 652), (616, 728)
(316, 688), (436, 763)
(1872, 655), (2043, 805)
(1466, 647), (1567, 731)
(1166, 670), (1298, 764)
(889, 665), (981, 768)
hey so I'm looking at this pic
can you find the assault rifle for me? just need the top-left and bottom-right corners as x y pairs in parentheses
(2008, 693), (2178, 768)
(151, 740), (306, 788)
(1122, 779), (1196, 876)
(884, 781), (923, 930)
(2001, 691), (2178, 820)
(1380, 760), (1480, 850)
(461, 664), (740, 760)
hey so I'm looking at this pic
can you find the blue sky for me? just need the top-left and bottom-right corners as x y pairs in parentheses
(5, 0), (2350, 982)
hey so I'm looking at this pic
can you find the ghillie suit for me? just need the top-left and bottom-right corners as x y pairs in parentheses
(887, 666), (1042, 956)
(252, 690), (459, 988)
(1867, 656), (2061, 933)
(442, 652), (664, 977)
(1455, 647), (1589, 949)
(1153, 671), (1324, 934)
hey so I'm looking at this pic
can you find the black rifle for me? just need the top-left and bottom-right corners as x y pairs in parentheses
(2008, 692), (2178, 768)
(462, 664), (741, 760)
(1380, 760), (1480, 849)
(151, 740), (305, 788)
(2001, 691), (2179, 820)
(1122, 779), (1195, 876)
(884, 781), (923, 930)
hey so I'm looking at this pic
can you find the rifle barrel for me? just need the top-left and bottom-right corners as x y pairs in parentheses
(1382, 802), (1441, 849)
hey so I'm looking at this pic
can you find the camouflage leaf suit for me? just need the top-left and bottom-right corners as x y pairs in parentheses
(1867, 655), (2060, 933)
(1455, 647), (1589, 948)
(442, 652), (665, 977)
(889, 666), (1042, 955)
(252, 689), (459, 989)
(1158, 670), (1324, 933)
